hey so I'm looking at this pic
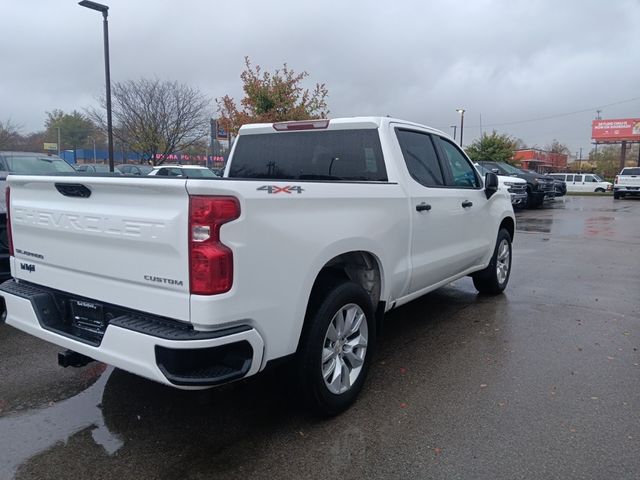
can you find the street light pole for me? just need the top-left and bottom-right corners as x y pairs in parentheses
(89, 137), (97, 163)
(79, 1), (114, 172)
(456, 109), (466, 147)
(57, 127), (61, 156)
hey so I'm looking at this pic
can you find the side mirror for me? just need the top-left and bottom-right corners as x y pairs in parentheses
(485, 172), (499, 199)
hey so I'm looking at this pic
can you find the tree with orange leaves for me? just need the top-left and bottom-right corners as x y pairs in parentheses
(216, 57), (329, 135)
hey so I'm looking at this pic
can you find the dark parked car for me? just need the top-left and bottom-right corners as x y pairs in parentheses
(116, 164), (154, 175)
(75, 164), (118, 173)
(525, 170), (566, 197)
(478, 161), (555, 208)
(551, 177), (567, 197)
(0, 152), (77, 282)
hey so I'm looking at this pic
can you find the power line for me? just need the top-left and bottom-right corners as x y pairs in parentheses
(465, 96), (640, 129)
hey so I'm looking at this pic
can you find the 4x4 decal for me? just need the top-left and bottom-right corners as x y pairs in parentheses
(257, 185), (305, 194)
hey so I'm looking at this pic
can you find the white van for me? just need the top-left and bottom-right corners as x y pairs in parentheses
(548, 173), (612, 193)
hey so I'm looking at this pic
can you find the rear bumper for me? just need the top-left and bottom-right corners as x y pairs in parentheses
(614, 186), (640, 195)
(0, 279), (264, 388)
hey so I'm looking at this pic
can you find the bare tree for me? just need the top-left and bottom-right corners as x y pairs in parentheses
(544, 139), (570, 155)
(89, 78), (211, 165)
(0, 119), (22, 150)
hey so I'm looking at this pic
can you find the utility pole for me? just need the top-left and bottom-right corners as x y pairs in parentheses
(620, 141), (627, 171)
(579, 147), (582, 171)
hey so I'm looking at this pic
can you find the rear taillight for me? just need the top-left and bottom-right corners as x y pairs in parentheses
(5, 186), (13, 256)
(614, 175), (619, 184)
(189, 196), (240, 295)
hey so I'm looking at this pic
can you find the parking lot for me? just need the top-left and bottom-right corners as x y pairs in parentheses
(1, 195), (638, 480)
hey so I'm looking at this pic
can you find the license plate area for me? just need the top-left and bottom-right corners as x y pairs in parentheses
(70, 299), (107, 340)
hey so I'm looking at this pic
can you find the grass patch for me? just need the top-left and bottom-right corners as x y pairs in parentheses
(566, 191), (612, 196)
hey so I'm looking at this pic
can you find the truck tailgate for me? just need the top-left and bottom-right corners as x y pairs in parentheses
(7, 175), (191, 321)
(618, 175), (640, 186)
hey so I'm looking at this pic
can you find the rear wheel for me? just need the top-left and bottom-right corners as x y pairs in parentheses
(614, 192), (621, 199)
(297, 282), (375, 416)
(473, 229), (512, 295)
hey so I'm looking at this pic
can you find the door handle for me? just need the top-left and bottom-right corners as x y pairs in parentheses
(416, 203), (432, 212)
(461, 200), (473, 208)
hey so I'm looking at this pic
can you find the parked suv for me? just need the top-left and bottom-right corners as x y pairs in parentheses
(478, 161), (555, 208)
(117, 164), (154, 176)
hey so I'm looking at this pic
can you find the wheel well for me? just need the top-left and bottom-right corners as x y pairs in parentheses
(313, 251), (382, 307)
(298, 252), (383, 351)
(500, 217), (515, 241)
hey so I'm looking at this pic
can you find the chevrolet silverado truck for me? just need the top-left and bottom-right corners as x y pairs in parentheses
(613, 167), (640, 199)
(1, 117), (515, 415)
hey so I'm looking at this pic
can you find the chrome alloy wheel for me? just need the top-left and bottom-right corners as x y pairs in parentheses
(321, 303), (369, 395)
(496, 238), (511, 285)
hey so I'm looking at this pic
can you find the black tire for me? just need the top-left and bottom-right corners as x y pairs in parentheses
(526, 191), (543, 209)
(613, 192), (620, 199)
(595, 188), (605, 193)
(297, 281), (376, 416)
(472, 228), (512, 295)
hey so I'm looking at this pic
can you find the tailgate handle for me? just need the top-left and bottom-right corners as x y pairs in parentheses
(55, 183), (92, 198)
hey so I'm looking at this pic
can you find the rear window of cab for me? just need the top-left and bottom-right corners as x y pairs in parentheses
(229, 129), (388, 181)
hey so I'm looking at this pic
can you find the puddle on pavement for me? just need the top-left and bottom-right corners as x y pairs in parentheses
(516, 217), (554, 233)
(0, 366), (122, 479)
(516, 211), (619, 238)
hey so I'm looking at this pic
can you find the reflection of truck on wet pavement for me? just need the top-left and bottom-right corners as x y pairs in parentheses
(1, 117), (516, 415)
(614, 167), (640, 199)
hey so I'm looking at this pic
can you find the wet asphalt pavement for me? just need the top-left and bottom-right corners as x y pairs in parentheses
(1, 195), (639, 480)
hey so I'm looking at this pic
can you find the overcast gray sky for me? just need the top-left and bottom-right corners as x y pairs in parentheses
(1, 0), (639, 157)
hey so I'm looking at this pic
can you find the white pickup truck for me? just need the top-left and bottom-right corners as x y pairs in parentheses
(1, 117), (515, 415)
(613, 167), (640, 199)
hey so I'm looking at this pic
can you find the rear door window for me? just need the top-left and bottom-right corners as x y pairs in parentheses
(574, 175), (583, 182)
(229, 129), (387, 181)
(395, 129), (445, 187)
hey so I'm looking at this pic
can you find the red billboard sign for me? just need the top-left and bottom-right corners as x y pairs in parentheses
(592, 118), (640, 142)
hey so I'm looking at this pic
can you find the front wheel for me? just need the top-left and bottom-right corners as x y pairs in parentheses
(473, 228), (512, 295)
(297, 282), (376, 416)
(595, 188), (605, 193)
